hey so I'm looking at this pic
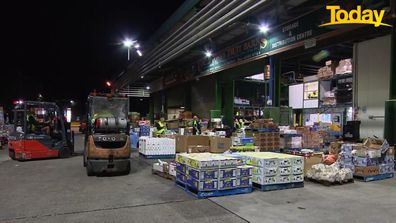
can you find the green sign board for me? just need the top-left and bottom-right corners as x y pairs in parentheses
(197, 0), (389, 75)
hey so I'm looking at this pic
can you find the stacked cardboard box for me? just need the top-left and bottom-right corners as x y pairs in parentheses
(139, 137), (176, 156)
(337, 144), (354, 171)
(175, 153), (253, 191)
(249, 119), (278, 129)
(317, 60), (337, 79)
(281, 134), (302, 149)
(296, 127), (323, 149)
(352, 138), (394, 177)
(175, 135), (231, 153)
(335, 58), (352, 74)
(253, 132), (280, 151)
(236, 152), (304, 186)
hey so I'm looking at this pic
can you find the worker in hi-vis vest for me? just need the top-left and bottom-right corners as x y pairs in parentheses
(156, 117), (166, 136)
(192, 115), (201, 135)
(234, 117), (242, 130)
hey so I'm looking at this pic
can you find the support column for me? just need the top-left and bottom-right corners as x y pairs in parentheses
(215, 76), (222, 110)
(269, 57), (281, 107)
(149, 97), (154, 123)
(384, 16), (396, 146)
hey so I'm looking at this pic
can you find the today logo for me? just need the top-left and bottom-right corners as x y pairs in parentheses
(320, 5), (392, 27)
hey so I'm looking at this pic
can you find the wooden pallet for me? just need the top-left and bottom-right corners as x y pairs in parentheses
(305, 177), (354, 186)
(253, 182), (304, 191)
(354, 173), (394, 182)
(139, 153), (176, 159)
(152, 169), (175, 181)
(176, 180), (252, 199)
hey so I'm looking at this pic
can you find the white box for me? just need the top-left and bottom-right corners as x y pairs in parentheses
(252, 175), (277, 185)
(252, 166), (278, 176)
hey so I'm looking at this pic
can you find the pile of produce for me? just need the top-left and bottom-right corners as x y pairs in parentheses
(306, 163), (353, 183)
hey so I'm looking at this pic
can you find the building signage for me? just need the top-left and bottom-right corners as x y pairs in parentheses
(197, 0), (390, 75)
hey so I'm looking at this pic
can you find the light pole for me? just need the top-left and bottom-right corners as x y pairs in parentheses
(123, 39), (142, 61)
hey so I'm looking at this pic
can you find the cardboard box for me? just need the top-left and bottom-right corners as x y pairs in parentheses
(176, 171), (187, 183)
(386, 146), (394, 156)
(329, 141), (343, 155)
(279, 167), (292, 176)
(236, 165), (253, 177)
(169, 161), (177, 176)
(176, 135), (210, 153)
(186, 176), (217, 191)
(353, 157), (379, 167)
(252, 175), (277, 185)
(276, 175), (291, 184)
(363, 138), (389, 154)
(304, 153), (323, 174)
(218, 178), (238, 190)
(292, 165), (304, 175)
(236, 177), (252, 187)
(187, 145), (210, 153)
(186, 167), (218, 180)
(252, 166), (278, 176)
(354, 166), (380, 177)
(176, 162), (186, 174)
(291, 174), (304, 183)
(209, 137), (232, 153)
(219, 168), (237, 178)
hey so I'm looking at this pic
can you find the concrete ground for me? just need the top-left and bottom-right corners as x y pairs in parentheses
(0, 134), (395, 223)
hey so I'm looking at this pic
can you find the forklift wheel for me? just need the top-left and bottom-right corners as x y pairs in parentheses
(9, 149), (16, 160)
(86, 164), (95, 176)
(83, 154), (87, 167)
(123, 162), (131, 175)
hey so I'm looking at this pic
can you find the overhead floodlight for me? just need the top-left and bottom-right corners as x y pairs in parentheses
(205, 50), (212, 58)
(137, 50), (143, 56)
(134, 44), (140, 49)
(259, 24), (270, 33)
(146, 86), (150, 90)
(123, 39), (134, 48)
(140, 75), (144, 79)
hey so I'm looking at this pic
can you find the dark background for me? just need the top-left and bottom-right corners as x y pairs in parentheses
(2, 0), (184, 117)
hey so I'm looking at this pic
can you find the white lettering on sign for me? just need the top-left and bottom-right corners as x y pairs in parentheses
(282, 21), (299, 33)
(271, 29), (313, 49)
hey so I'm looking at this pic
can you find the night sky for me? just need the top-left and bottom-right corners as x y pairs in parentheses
(2, 0), (184, 113)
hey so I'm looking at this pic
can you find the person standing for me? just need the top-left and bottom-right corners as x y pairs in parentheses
(192, 115), (201, 135)
(156, 117), (166, 136)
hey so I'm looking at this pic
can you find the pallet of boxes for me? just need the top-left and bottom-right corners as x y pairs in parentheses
(248, 119), (280, 152)
(352, 138), (394, 182)
(296, 127), (323, 151)
(306, 143), (354, 185)
(175, 153), (253, 198)
(236, 152), (304, 191)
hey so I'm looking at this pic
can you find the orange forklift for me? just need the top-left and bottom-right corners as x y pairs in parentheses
(8, 101), (74, 160)
(83, 93), (131, 176)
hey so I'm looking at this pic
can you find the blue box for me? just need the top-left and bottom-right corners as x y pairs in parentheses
(237, 165), (253, 177)
(240, 137), (254, 145)
(218, 178), (238, 190)
(176, 162), (186, 174)
(219, 168), (237, 179)
(353, 157), (379, 167)
(186, 176), (218, 191)
(186, 167), (218, 180)
(237, 177), (252, 187)
(176, 171), (186, 183)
